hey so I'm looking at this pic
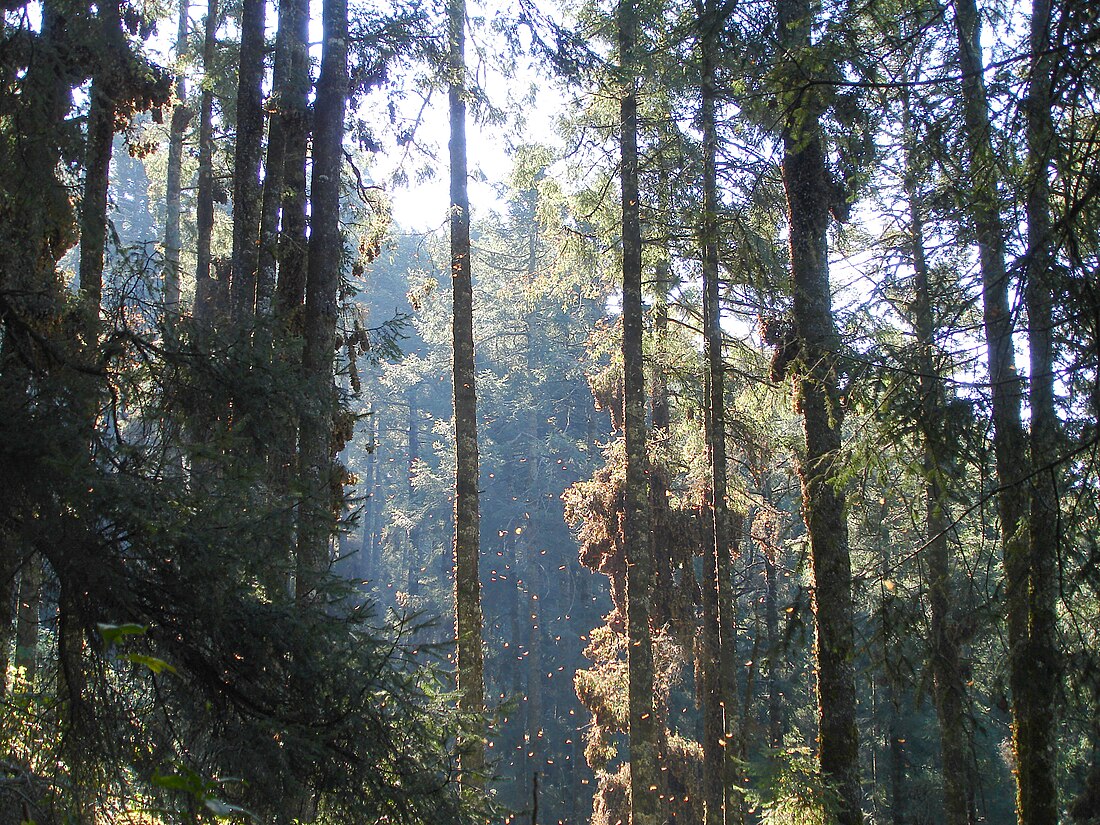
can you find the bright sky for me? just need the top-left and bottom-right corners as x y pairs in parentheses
(382, 70), (567, 233)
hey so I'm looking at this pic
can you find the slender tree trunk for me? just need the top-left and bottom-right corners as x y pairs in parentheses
(878, 504), (907, 825)
(775, 0), (860, 819)
(618, 1), (659, 822)
(651, 214), (673, 630)
(524, 524), (544, 789)
(14, 555), (41, 682)
(699, 3), (739, 819)
(68, 17), (119, 787)
(449, 0), (486, 785)
(163, 0), (190, 326)
(951, 6), (1034, 824)
(194, 0), (218, 330)
(902, 89), (976, 825)
(0, 546), (14, 695)
(406, 395), (422, 597)
(77, 0), (121, 323)
(360, 405), (380, 581)
(762, 508), (784, 747)
(57, 573), (93, 825)
(296, 0), (348, 603)
(524, 239), (544, 799)
(1021, 0), (1060, 820)
(256, 0), (301, 326)
(229, 0), (266, 324)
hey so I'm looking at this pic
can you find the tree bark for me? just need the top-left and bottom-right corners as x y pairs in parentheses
(256, 0), (297, 326)
(163, 0), (190, 327)
(449, 0), (486, 785)
(261, 0), (310, 591)
(77, 0), (122, 323)
(296, 0), (348, 602)
(698, 3), (739, 820)
(1021, 0), (1060, 820)
(229, 0), (266, 324)
(618, 2), (660, 823)
(951, 5), (1034, 824)
(775, 0), (860, 819)
(194, 0), (218, 331)
(273, 0), (310, 327)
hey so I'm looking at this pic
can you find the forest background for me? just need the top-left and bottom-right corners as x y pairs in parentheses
(0, 0), (1099, 822)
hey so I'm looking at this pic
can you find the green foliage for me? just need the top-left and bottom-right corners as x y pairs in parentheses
(737, 747), (841, 825)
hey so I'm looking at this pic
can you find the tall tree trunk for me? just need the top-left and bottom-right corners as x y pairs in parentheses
(273, 0), (310, 326)
(524, 234), (544, 800)
(194, 0), (218, 331)
(77, 0), (121, 324)
(1021, 0), (1060, 820)
(698, 2), (739, 820)
(448, 0), (486, 785)
(902, 89), (976, 825)
(0, 1), (74, 699)
(229, 0), (266, 324)
(256, 0), (302, 326)
(524, 522), (544, 793)
(618, 1), (659, 822)
(951, 5), (1033, 823)
(775, 0), (860, 819)
(296, 0), (348, 603)
(163, 0), (190, 326)
(263, 0), (310, 591)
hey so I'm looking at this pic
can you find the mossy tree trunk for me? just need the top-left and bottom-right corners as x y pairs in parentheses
(775, 0), (860, 819)
(618, 1), (660, 822)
